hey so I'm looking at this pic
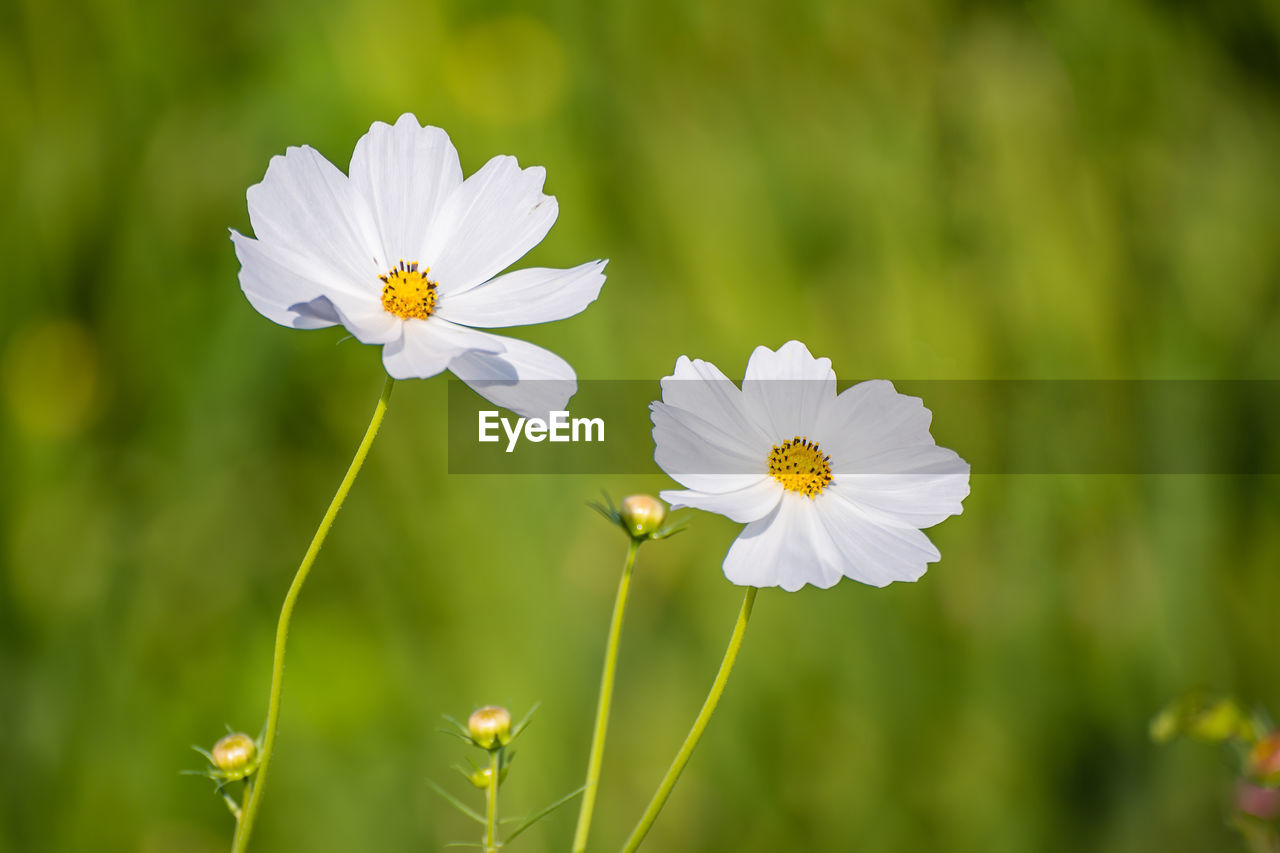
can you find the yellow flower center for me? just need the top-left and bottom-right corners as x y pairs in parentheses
(380, 261), (438, 320)
(767, 436), (833, 498)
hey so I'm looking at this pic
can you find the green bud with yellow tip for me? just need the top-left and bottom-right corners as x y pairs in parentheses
(468, 705), (513, 750)
(210, 732), (259, 781)
(590, 492), (685, 542)
(619, 494), (666, 538)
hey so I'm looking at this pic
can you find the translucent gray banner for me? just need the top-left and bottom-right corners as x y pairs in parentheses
(446, 380), (1280, 475)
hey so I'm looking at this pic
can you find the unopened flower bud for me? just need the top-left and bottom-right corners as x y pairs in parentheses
(619, 494), (666, 539)
(468, 706), (512, 750)
(211, 732), (258, 780)
(1250, 732), (1280, 784)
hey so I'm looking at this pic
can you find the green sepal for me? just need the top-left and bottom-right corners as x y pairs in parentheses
(510, 702), (540, 741)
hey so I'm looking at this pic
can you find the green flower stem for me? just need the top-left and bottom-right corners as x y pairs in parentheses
(571, 538), (643, 853)
(619, 586), (758, 853)
(231, 375), (396, 853)
(484, 751), (501, 853)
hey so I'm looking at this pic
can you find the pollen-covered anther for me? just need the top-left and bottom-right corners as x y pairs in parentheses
(767, 436), (833, 498)
(379, 260), (438, 320)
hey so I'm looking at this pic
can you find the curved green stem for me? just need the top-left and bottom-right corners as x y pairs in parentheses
(571, 539), (642, 853)
(484, 751), (501, 853)
(231, 375), (396, 852)
(619, 587), (758, 853)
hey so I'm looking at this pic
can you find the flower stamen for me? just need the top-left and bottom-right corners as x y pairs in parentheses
(767, 436), (833, 498)
(379, 260), (438, 320)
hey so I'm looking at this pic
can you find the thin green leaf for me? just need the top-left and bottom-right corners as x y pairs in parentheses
(426, 779), (485, 825)
(511, 702), (541, 739)
(504, 786), (588, 844)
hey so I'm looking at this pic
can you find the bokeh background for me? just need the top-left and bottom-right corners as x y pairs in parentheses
(3, 0), (1280, 850)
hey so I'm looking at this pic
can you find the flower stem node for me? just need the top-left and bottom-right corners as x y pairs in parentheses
(619, 494), (666, 539)
(468, 706), (513, 750)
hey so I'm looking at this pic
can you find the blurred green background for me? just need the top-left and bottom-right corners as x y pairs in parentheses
(3, 0), (1280, 850)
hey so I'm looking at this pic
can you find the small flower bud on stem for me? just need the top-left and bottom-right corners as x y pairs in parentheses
(619, 494), (666, 539)
(212, 733), (259, 780)
(468, 706), (513, 750)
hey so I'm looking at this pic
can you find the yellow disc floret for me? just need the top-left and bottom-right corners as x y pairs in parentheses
(380, 260), (438, 320)
(768, 436), (833, 498)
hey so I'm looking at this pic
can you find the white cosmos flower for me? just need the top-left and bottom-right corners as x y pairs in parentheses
(651, 341), (969, 592)
(230, 113), (606, 418)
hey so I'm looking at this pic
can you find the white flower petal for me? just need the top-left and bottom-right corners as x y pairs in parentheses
(436, 260), (607, 328)
(839, 445), (970, 482)
(744, 340), (837, 384)
(815, 495), (941, 587)
(334, 303), (404, 345)
(797, 497), (851, 590)
(423, 155), (558, 295)
(829, 464), (969, 530)
(721, 501), (792, 588)
(246, 144), (383, 295)
(381, 317), (504, 381)
(659, 356), (774, 458)
(741, 341), (837, 441)
(651, 402), (769, 494)
(816, 380), (939, 470)
(231, 230), (339, 330)
(446, 329), (576, 419)
(660, 477), (780, 524)
(816, 381), (971, 522)
(721, 496), (846, 591)
(348, 114), (463, 267)
(232, 231), (401, 343)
